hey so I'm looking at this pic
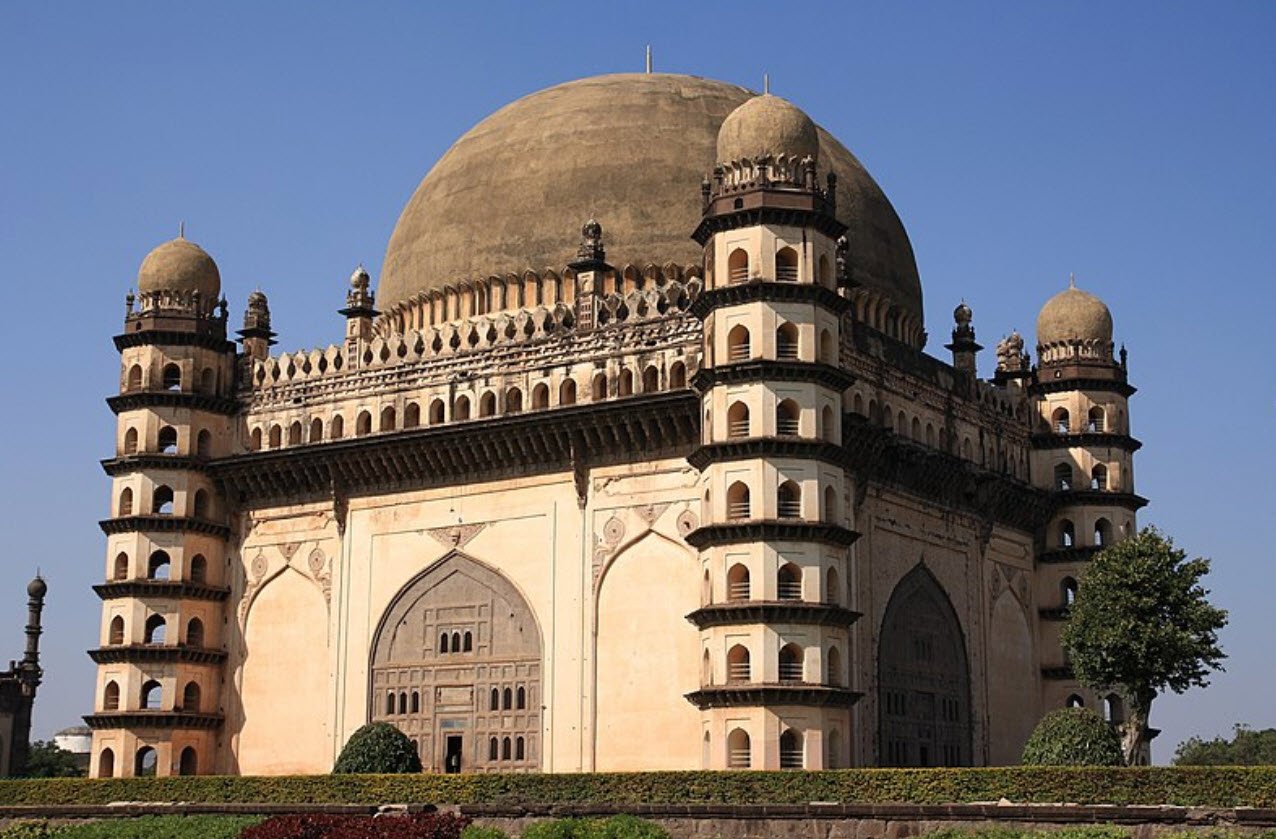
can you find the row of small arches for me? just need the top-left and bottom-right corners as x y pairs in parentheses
(112, 550), (208, 584)
(722, 246), (832, 288)
(98, 745), (198, 777)
(248, 362), (689, 451)
(722, 400), (836, 442)
(848, 287), (925, 348)
(107, 614), (205, 648)
(711, 563), (842, 606)
(1066, 692), (1125, 724)
(488, 735), (528, 762)
(1050, 406), (1110, 434)
(1053, 463), (1116, 492)
(709, 642), (844, 687)
(718, 727), (813, 769)
(123, 363), (219, 396)
(1056, 518), (1115, 549)
(724, 323), (837, 365)
(116, 485), (215, 520)
(716, 481), (840, 523)
(121, 426), (214, 459)
(103, 678), (204, 713)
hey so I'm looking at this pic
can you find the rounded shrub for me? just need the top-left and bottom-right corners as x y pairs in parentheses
(1021, 707), (1124, 766)
(332, 722), (423, 774)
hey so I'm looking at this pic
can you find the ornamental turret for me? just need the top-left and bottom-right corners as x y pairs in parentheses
(88, 235), (236, 778)
(685, 94), (862, 771)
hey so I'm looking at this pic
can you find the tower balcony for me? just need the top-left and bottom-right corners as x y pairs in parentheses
(686, 601), (861, 631)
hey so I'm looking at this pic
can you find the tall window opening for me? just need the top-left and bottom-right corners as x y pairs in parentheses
(1052, 407), (1070, 433)
(162, 364), (181, 391)
(726, 644), (751, 682)
(777, 563), (802, 600)
(726, 481), (751, 520)
(776, 399), (800, 436)
(380, 406), (396, 431)
(559, 378), (577, 405)
(727, 401), (750, 438)
(727, 564), (750, 601)
(147, 551), (170, 580)
(776, 322), (799, 360)
(727, 248), (750, 284)
(775, 247), (799, 282)
(777, 480), (802, 518)
(727, 728), (751, 768)
(727, 325), (751, 362)
(779, 729), (803, 768)
(404, 402), (421, 428)
(778, 644), (804, 682)
(143, 614), (166, 644)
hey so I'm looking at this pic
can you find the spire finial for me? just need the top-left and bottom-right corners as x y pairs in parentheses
(1069, 272), (1076, 289)
(178, 220), (185, 239)
(763, 72), (770, 94)
(645, 45), (652, 74)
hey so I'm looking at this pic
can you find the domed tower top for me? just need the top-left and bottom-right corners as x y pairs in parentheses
(137, 236), (221, 302)
(716, 94), (820, 165)
(26, 575), (46, 599)
(1036, 279), (1113, 347)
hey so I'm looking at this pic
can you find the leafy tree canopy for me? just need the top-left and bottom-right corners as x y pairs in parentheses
(1062, 526), (1227, 764)
(22, 740), (85, 777)
(333, 722), (422, 774)
(1174, 725), (1276, 765)
(1021, 707), (1124, 766)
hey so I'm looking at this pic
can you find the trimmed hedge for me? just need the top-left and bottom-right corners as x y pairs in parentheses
(333, 723), (423, 775)
(1, 767), (1276, 809)
(1021, 709), (1124, 767)
(240, 812), (467, 839)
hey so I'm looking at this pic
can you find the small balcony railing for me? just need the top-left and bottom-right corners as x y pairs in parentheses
(727, 502), (751, 520)
(779, 749), (803, 768)
(727, 345), (751, 362)
(728, 749), (751, 768)
(777, 500), (802, 519)
(728, 420), (750, 437)
(775, 418), (800, 436)
(776, 343), (800, 361)
(776, 266), (799, 283)
(729, 267), (750, 284)
(727, 663), (751, 682)
(776, 581), (802, 600)
(778, 663), (804, 682)
(728, 582), (751, 601)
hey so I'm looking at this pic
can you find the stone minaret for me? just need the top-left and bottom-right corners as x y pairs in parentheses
(1029, 279), (1144, 757)
(683, 94), (862, 770)
(87, 237), (237, 777)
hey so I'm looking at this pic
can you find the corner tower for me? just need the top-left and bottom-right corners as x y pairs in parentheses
(684, 95), (862, 770)
(1030, 280), (1143, 727)
(87, 237), (237, 777)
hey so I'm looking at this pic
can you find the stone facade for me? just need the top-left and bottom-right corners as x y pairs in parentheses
(86, 74), (1143, 777)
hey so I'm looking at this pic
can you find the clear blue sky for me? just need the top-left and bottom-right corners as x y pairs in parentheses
(1, 2), (1272, 762)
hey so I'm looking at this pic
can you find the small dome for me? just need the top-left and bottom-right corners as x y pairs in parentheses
(27, 575), (46, 598)
(717, 94), (819, 165)
(1036, 282), (1113, 346)
(137, 237), (220, 300)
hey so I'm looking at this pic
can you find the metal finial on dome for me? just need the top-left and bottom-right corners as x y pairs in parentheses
(350, 263), (370, 289)
(645, 45), (652, 74)
(953, 299), (972, 325)
(27, 574), (47, 599)
(577, 218), (605, 263)
(763, 73), (770, 95)
(178, 220), (185, 239)
(1069, 272), (1076, 289)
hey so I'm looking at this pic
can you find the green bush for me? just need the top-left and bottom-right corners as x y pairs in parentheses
(523, 816), (667, 839)
(0, 821), (60, 839)
(50, 816), (262, 838)
(461, 827), (509, 839)
(1021, 708), (1124, 766)
(332, 722), (423, 774)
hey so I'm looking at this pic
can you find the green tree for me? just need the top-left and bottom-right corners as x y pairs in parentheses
(21, 740), (84, 777)
(1021, 707), (1124, 766)
(332, 722), (422, 774)
(1174, 725), (1276, 765)
(1062, 526), (1227, 765)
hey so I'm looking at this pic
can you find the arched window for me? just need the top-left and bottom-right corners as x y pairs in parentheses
(726, 481), (750, 520)
(386, 692), (396, 715)
(98, 748), (115, 778)
(776, 399), (800, 436)
(189, 554), (207, 584)
(250, 427), (263, 450)
(911, 417), (922, 441)
(140, 680), (162, 710)
(1066, 694), (1085, 709)
(502, 737), (512, 760)
(506, 388), (523, 414)
(727, 564), (750, 601)
(532, 383), (550, 410)
(152, 485), (174, 515)
(489, 737), (499, 761)
(288, 421), (302, 445)
(821, 405), (836, 443)
(268, 425), (282, 448)
(825, 566), (841, 606)
(727, 401), (750, 438)
(1088, 407), (1106, 433)
(818, 254), (832, 288)
(827, 728), (843, 769)
(726, 644), (751, 682)
(1054, 463), (1073, 491)
(162, 364), (181, 391)
(398, 692), (407, 715)
(503, 687), (512, 710)
(450, 632), (461, 653)
(779, 729), (803, 769)
(727, 728), (751, 768)
(439, 633), (448, 654)
(1094, 518), (1113, 546)
(103, 680), (120, 711)
(356, 410), (372, 436)
(642, 366), (659, 393)
(823, 486), (838, 523)
(778, 643), (804, 682)
(1105, 693), (1125, 724)
(118, 487), (133, 517)
(479, 392), (496, 417)
(727, 325), (751, 362)
(1091, 464), (1108, 491)
(429, 399), (445, 424)
(182, 681), (201, 712)
(777, 563), (802, 601)
(897, 410), (907, 435)
(186, 617), (204, 648)
(404, 402), (421, 428)
(192, 489), (210, 519)
(199, 367), (216, 395)
(147, 550), (170, 580)
(516, 686), (526, 710)
(668, 362), (686, 389)
(379, 406), (396, 431)
(135, 746), (157, 777)
(1052, 407), (1070, 433)
(454, 396), (471, 420)
(196, 429), (212, 458)
(777, 480), (801, 518)
(775, 246), (799, 282)
(1059, 519), (1076, 548)
(123, 427), (139, 455)
(926, 423), (935, 448)
(727, 248), (750, 284)
(776, 322), (799, 360)
(490, 688), (500, 711)
(331, 415), (345, 439)
(1061, 577), (1078, 606)
(515, 736), (525, 760)
(827, 645), (843, 686)
(702, 648), (712, 683)
(559, 378), (577, 405)
(819, 329), (835, 364)
(144, 614), (166, 644)
(309, 418), (324, 442)
(113, 552), (129, 581)
(126, 365), (143, 392)
(463, 631), (473, 652)
(179, 746), (198, 776)
(108, 616), (125, 645)
(592, 372), (608, 401)
(618, 369), (634, 396)
(156, 426), (178, 454)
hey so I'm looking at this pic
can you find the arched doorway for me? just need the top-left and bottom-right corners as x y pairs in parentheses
(369, 551), (542, 773)
(877, 565), (971, 766)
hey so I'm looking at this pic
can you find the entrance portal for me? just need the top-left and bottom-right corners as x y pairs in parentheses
(444, 735), (463, 774)
(877, 565), (972, 766)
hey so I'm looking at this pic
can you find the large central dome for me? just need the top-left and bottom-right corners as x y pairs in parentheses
(380, 73), (922, 324)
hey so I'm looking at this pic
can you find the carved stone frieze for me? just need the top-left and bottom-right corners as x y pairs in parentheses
(426, 523), (486, 551)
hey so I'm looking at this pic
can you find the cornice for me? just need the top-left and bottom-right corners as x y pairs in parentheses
(1031, 432), (1142, 452)
(686, 601), (862, 630)
(101, 455), (210, 477)
(83, 710), (223, 730)
(87, 645), (228, 665)
(687, 439), (846, 471)
(98, 516), (231, 539)
(684, 683), (862, 710)
(107, 391), (239, 417)
(689, 281), (853, 320)
(685, 521), (859, 550)
(92, 580), (230, 602)
(691, 360), (855, 393)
